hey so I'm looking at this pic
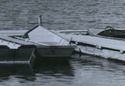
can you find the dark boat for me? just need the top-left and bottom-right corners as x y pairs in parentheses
(98, 26), (125, 38)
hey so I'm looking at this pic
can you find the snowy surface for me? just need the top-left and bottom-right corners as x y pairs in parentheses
(75, 45), (125, 61)
(28, 26), (69, 45)
(60, 33), (125, 61)
(0, 35), (34, 49)
(0, 38), (21, 49)
(60, 34), (125, 51)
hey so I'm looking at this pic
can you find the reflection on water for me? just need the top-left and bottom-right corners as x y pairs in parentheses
(0, 60), (74, 86)
(0, 55), (125, 86)
(34, 60), (74, 76)
(0, 60), (73, 77)
(72, 54), (125, 73)
(71, 54), (125, 86)
(0, 64), (34, 80)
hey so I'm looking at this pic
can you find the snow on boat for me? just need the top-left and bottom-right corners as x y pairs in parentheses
(23, 25), (74, 59)
(21, 16), (75, 59)
(0, 16), (75, 64)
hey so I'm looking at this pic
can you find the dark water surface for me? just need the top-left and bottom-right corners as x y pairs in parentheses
(1, 55), (125, 86)
(0, 0), (125, 30)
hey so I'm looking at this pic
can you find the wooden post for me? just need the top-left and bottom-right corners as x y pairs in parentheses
(38, 15), (42, 26)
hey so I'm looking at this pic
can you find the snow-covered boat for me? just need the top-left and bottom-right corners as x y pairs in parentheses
(23, 25), (74, 59)
(0, 16), (75, 64)
(98, 26), (125, 38)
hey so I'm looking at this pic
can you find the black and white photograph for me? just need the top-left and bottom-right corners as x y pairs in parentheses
(0, 0), (125, 86)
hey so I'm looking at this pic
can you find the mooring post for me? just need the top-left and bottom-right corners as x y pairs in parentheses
(38, 15), (42, 26)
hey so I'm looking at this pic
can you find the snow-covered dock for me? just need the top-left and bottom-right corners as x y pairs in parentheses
(60, 33), (125, 61)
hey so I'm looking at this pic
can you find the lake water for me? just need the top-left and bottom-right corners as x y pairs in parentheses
(0, 0), (125, 86)
(1, 0), (125, 30)
(1, 55), (125, 86)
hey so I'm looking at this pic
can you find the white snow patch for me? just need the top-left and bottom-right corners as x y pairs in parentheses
(61, 34), (125, 51)
(0, 39), (20, 49)
(28, 26), (69, 45)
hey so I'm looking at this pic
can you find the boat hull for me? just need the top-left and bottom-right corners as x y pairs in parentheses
(36, 45), (74, 59)
(0, 45), (36, 65)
